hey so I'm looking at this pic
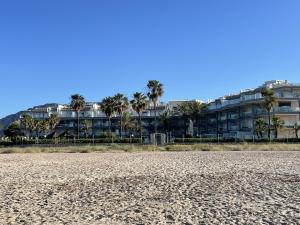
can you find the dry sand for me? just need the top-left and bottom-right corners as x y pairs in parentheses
(0, 151), (299, 225)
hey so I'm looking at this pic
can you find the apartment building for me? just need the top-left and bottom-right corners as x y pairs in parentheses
(27, 101), (168, 137)
(25, 80), (300, 139)
(204, 80), (300, 139)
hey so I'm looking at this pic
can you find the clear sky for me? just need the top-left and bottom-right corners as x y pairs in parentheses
(0, 0), (300, 118)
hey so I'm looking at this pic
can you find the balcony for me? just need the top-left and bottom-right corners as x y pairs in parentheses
(276, 93), (299, 99)
(208, 94), (264, 110)
(255, 107), (300, 115)
(208, 118), (217, 123)
(241, 126), (252, 130)
(228, 114), (239, 119)
(229, 125), (239, 131)
(241, 111), (252, 117)
(220, 116), (227, 121)
(274, 107), (300, 113)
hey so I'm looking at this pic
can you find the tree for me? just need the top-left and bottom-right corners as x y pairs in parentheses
(293, 123), (300, 139)
(130, 92), (148, 142)
(188, 101), (207, 135)
(272, 116), (284, 139)
(159, 109), (173, 134)
(81, 120), (93, 138)
(176, 101), (207, 137)
(4, 121), (23, 142)
(33, 120), (41, 138)
(48, 114), (60, 137)
(70, 94), (86, 139)
(100, 96), (116, 136)
(121, 112), (135, 136)
(20, 114), (35, 138)
(113, 93), (129, 138)
(34, 120), (49, 138)
(147, 80), (164, 134)
(39, 120), (50, 138)
(261, 88), (277, 140)
(255, 118), (266, 139)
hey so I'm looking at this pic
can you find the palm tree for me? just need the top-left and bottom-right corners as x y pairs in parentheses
(121, 111), (135, 136)
(272, 116), (284, 139)
(39, 120), (50, 138)
(293, 123), (300, 139)
(255, 118), (265, 139)
(177, 101), (206, 137)
(187, 101), (207, 135)
(159, 109), (173, 134)
(130, 92), (148, 142)
(100, 96), (116, 136)
(70, 94), (86, 140)
(33, 120), (41, 139)
(147, 80), (164, 134)
(48, 114), (60, 137)
(113, 93), (129, 138)
(81, 119), (93, 138)
(34, 120), (49, 139)
(20, 114), (34, 138)
(261, 88), (277, 140)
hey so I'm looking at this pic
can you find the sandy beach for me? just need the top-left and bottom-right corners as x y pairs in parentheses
(0, 151), (299, 225)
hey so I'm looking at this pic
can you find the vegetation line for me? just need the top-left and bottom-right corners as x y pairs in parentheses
(1, 143), (300, 154)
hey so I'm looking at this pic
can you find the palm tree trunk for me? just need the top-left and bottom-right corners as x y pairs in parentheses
(77, 111), (80, 140)
(275, 128), (278, 139)
(108, 117), (111, 135)
(108, 117), (113, 143)
(119, 113), (122, 138)
(197, 117), (200, 137)
(36, 129), (40, 143)
(268, 111), (271, 140)
(139, 113), (142, 144)
(154, 103), (157, 134)
(184, 117), (189, 137)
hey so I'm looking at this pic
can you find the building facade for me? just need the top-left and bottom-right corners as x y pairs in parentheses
(25, 80), (300, 139)
(204, 80), (300, 139)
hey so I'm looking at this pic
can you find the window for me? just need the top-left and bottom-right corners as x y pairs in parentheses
(278, 102), (291, 107)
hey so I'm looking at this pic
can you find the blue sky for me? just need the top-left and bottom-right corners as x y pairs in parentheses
(0, 0), (300, 118)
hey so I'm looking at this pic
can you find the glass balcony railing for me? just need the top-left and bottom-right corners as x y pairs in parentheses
(229, 114), (239, 119)
(255, 107), (300, 114)
(208, 118), (217, 123)
(208, 90), (300, 110)
(274, 107), (300, 112)
(241, 111), (252, 117)
(208, 94), (264, 109)
(276, 93), (300, 98)
(220, 116), (227, 120)
(229, 125), (239, 130)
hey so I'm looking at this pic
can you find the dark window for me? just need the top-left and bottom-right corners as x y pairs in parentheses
(278, 102), (291, 107)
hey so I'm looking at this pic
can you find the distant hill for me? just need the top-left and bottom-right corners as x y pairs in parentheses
(0, 103), (58, 135)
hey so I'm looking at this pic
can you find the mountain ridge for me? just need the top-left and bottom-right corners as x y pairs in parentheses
(0, 103), (58, 134)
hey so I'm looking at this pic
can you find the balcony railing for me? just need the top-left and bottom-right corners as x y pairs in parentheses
(241, 111), (252, 117)
(208, 95), (264, 110)
(220, 116), (227, 121)
(255, 107), (300, 115)
(274, 107), (300, 113)
(229, 125), (239, 130)
(229, 114), (239, 119)
(208, 90), (300, 110)
(276, 93), (300, 98)
(208, 118), (217, 123)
